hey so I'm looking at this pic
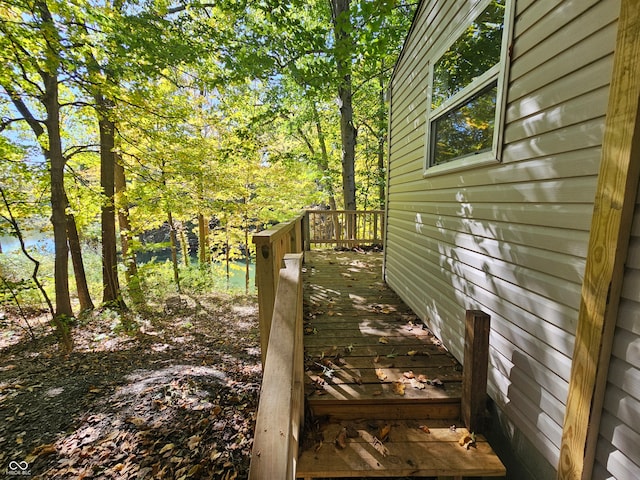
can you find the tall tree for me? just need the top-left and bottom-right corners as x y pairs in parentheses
(330, 0), (357, 220)
(0, 0), (80, 351)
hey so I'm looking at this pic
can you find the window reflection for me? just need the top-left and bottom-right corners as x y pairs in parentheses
(431, 82), (497, 165)
(431, 1), (504, 110)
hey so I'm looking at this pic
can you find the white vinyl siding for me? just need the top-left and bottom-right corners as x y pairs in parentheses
(593, 187), (640, 479)
(386, 0), (618, 474)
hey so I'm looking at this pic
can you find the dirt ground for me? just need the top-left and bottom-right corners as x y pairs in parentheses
(0, 294), (262, 479)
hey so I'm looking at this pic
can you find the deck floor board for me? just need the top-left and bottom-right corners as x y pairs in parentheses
(303, 251), (462, 414)
(299, 251), (505, 478)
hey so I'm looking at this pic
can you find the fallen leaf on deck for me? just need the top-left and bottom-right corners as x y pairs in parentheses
(378, 424), (390, 442)
(378, 337), (389, 344)
(410, 378), (425, 390)
(417, 374), (428, 383)
(392, 381), (405, 395)
(407, 350), (418, 356)
(459, 432), (476, 449)
(335, 427), (348, 449)
(418, 425), (430, 434)
(375, 369), (387, 381)
(430, 378), (445, 389)
(403, 371), (415, 379)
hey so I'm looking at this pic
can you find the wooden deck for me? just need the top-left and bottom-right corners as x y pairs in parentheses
(298, 251), (506, 479)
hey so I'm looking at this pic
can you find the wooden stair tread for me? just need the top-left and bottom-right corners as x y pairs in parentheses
(297, 420), (506, 478)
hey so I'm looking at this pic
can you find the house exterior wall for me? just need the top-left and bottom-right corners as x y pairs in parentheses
(592, 184), (640, 479)
(385, 0), (619, 476)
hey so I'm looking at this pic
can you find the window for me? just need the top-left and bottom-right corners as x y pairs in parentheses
(425, 0), (512, 173)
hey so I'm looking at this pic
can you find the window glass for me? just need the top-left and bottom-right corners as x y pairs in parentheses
(431, 0), (505, 110)
(431, 81), (497, 165)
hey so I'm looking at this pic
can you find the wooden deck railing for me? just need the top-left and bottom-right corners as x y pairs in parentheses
(303, 209), (384, 249)
(252, 214), (305, 365)
(252, 210), (384, 364)
(249, 209), (385, 479)
(248, 253), (304, 480)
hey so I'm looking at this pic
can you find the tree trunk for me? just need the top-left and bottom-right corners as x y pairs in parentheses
(312, 103), (339, 211)
(377, 69), (386, 209)
(43, 72), (74, 352)
(179, 224), (189, 267)
(115, 157), (143, 305)
(225, 227), (231, 289)
(98, 108), (125, 308)
(198, 213), (210, 265)
(5, 1), (74, 351)
(330, 0), (357, 238)
(244, 218), (250, 294)
(66, 210), (94, 312)
(167, 211), (181, 293)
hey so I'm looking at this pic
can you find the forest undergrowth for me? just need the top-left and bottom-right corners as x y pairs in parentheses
(0, 294), (261, 479)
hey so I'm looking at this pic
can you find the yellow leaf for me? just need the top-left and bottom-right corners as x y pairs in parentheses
(378, 337), (389, 344)
(378, 424), (390, 442)
(392, 381), (405, 395)
(211, 450), (223, 461)
(126, 416), (146, 428)
(407, 350), (418, 356)
(159, 443), (175, 454)
(188, 465), (203, 476)
(403, 371), (415, 379)
(375, 369), (387, 381)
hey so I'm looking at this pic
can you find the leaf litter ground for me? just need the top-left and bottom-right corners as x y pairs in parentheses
(0, 294), (261, 479)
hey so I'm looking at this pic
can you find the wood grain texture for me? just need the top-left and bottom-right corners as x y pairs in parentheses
(461, 310), (490, 434)
(557, 2), (640, 479)
(297, 421), (505, 478)
(249, 254), (304, 480)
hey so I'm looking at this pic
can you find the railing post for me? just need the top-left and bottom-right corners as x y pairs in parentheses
(254, 237), (276, 368)
(462, 310), (491, 433)
(303, 210), (310, 251)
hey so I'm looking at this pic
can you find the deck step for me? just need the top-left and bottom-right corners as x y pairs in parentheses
(297, 420), (506, 478)
(306, 375), (462, 420)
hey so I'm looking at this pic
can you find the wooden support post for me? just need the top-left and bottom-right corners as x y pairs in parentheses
(558, 3), (640, 479)
(254, 238), (276, 368)
(303, 211), (311, 251)
(461, 309), (491, 434)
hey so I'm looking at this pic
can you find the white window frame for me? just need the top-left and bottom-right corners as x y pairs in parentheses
(423, 0), (514, 177)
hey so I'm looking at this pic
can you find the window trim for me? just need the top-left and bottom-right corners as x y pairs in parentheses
(423, 0), (514, 177)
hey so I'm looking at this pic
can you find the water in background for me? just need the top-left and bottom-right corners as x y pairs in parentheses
(1, 234), (255, 293)
(0, 233), (54, 253)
